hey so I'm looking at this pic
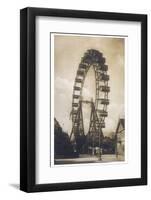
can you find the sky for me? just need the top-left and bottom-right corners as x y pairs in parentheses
(53, 34), (125, 136)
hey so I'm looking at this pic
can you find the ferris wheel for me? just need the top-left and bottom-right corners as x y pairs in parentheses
(70, 49), (110, 153)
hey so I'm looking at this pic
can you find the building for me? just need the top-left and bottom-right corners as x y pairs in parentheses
(115, 118), (125, 158)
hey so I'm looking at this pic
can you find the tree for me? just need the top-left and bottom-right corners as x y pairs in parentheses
(54, 118), (78, 158)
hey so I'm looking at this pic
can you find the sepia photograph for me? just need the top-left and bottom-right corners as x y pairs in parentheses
(52, 33), (125, 165)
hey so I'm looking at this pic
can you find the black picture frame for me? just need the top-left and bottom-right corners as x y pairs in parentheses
(20, 7), (147, 192)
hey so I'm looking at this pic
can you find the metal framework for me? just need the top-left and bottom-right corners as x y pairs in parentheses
(70, 49), (110, 154)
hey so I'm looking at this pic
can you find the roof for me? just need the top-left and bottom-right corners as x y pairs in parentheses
(116, 118), (125, 133)
(120, 119), (125, 129)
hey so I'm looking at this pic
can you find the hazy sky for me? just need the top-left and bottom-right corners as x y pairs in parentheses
(54, 34), (125, 136)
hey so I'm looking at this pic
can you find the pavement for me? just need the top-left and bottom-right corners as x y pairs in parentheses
(55, 154), (124, 165)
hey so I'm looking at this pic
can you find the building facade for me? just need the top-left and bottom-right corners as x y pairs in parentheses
(115, 118), (125, 159)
